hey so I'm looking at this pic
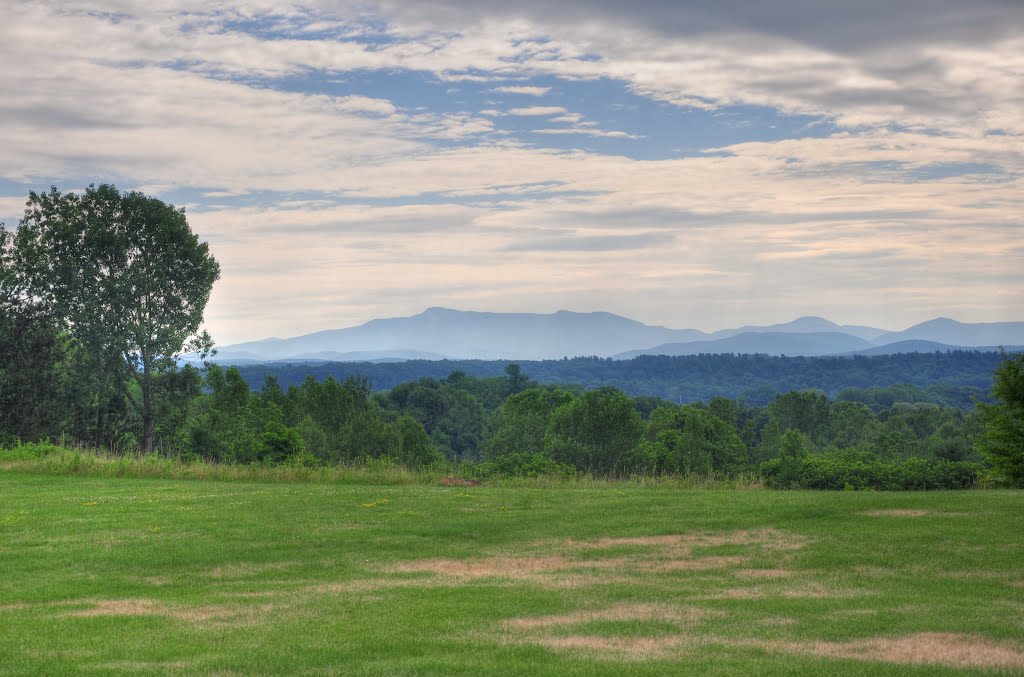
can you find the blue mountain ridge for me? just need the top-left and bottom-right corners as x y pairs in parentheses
(208, 309), (1024, 363)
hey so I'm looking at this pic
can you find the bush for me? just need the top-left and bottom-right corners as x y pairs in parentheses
(253, 423), (306, 463)
(477, 452), (576, 479)
(0, 441), (65, 461)
(763, 449), (980, 490)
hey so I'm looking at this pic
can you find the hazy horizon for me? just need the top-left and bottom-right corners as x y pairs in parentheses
(239, 307), (895, 345)
(3, 1), (1022, 345)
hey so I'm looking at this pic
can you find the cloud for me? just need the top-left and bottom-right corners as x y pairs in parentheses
(534, 128), (643, 140)
(503, 231), (675, 252)
(493, 85), (551, 96)
(505, 106), (569, 116)
(1, 0), (1021, 342)
(379, 0), (1024, 54)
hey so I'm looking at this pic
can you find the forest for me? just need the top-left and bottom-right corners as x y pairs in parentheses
(235, 351), (1001, 407)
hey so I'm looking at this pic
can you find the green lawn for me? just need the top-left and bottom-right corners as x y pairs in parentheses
(1, 472), (1022, 675)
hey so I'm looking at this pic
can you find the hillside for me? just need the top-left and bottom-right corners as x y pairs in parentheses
(233, 350), (1007, 406)
(613, 331), (872, 359)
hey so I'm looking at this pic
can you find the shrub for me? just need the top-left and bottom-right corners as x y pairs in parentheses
(253, 422), (306, 463)
(763, 449), (981, 490)
(477, 452), (576, 479)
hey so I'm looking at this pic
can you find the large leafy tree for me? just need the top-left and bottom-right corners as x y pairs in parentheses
(977, 351), (1024, 485)
(0, 226), (68, 442)
(13, 185), (220, 453)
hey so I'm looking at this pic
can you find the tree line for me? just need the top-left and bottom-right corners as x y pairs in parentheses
(235, 351), (1000, 407)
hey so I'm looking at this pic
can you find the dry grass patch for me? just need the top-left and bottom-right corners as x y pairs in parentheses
(760, 617), (798, 626)
(533, 634), (687, 659)
(62, 598), (275, 625)
(639, 556), (747, 572)
(745, 632), (1024, 671)
(389, 555), (571, 577)
(705, 581), (864, 601)
(861, 509), (931, 517)
(383, 528), (808, 590)
(503, 602), (720, 661)
(94, 661), (189, 671)
(503, 603), (713, 630)
(576, 529), (806, 553)
(208, 561), (298, 579)
(736, 569), (795, 579)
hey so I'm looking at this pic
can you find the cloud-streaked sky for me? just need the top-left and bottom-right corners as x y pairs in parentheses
(2, 0), (1022, 344)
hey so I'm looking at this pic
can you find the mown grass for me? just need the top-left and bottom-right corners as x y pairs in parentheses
(1, 463), (1022, 674)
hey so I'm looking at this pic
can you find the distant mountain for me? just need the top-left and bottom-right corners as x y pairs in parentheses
(289, 350), (451, 362)
(846, 341), (1024, 357)
(613, 331), (873, 359)
(873, 318), (1024, 347)
(711, 316), (888, 341)
(208, 309), (1023, 364)
(213, 308), (707, 362)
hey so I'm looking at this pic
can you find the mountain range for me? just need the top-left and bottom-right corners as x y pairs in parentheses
(207, 309), (1024, 364)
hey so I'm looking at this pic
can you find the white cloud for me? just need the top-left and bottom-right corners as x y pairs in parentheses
(505, 106), (569, 116)
(548, 114), (583, 123)
(1, 0), (1021, 341)
(534, 128), (643, 140)
(492, 85), (551, 96)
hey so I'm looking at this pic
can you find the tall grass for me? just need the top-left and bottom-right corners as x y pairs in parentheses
(0, 442), (762, 489)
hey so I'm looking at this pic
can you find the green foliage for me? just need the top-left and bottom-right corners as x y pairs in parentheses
(11, 185), (220, 452)
(769, 390), (830, 444)
(237, 351), (1006, 405)
(477, 452), (575, 479)
(977, 351), (1024, 485)
(484, 387), (574, 458)
(544, 387), (644, 475)
(646, 405), (748, 476)
(764, 450), (981, 490)
(758, 429), (811, 488)
(254, 422), (306, 464)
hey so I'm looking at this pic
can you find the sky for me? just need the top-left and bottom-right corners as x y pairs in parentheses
(1, 0), (1022, 345)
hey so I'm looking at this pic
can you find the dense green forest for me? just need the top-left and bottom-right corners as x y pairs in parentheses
(3, 185), (1023, 489)
(236, 351), (999, 407)
(0, 348), (1007, 489)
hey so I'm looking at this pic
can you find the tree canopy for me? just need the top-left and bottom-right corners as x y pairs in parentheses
(977, 351), (1024, 485)
(12, 185), (220, 452)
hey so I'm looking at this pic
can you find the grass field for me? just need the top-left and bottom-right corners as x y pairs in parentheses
(1, 471), (1023, 675)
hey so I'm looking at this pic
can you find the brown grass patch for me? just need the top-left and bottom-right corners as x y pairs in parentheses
(388, 555), (571, 578)
(737, 569), (795, 579)
(578, 529), (805, 552)
(376, 528), (807, 591)
(861, 509), (931, 517)
(640, 556), (746, 572)
(95, 661), (189, 671)
(0, 600), (79, 613)
(745, 632), (1024, 670)
(62, 598), (274, 625)
(504, 603), (712, 630)
(533, 634), (686, 659)
(705, 581), (862, 601)
(761, 617), (798, 626)
(208, 561), (298, 579)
